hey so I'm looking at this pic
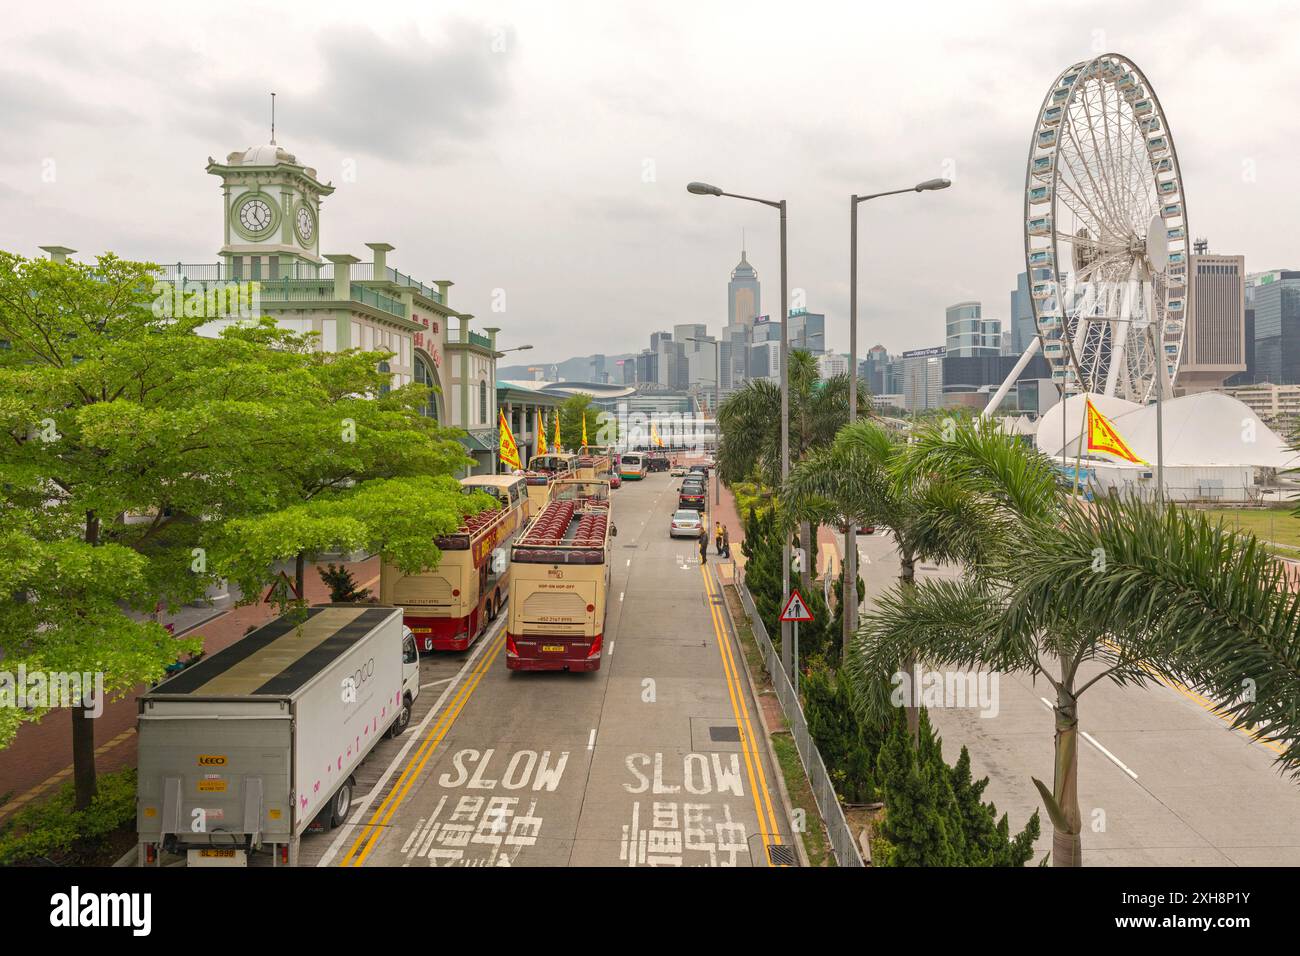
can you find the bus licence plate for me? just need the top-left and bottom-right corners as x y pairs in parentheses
(541, 645), (564, 652)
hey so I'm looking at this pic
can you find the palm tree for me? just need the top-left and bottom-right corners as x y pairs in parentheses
(846, 419), (1300, 866)
(717, 349), (866, 594)
(784, 418), (1007, 731)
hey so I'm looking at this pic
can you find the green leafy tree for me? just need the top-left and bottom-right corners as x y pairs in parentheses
(558, 394), (598, 452)
(0, 252), (481, 808)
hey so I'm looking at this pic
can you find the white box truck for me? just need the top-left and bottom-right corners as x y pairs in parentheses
(136, 605), (420, 867)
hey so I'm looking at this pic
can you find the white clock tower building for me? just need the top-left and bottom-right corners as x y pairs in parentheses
(206, 139), (333, 277)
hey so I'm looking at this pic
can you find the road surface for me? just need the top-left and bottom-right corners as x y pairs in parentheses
(299, 472), (794, 867)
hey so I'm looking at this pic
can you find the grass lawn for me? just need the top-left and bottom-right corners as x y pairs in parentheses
(1197, 507), (1300, 551)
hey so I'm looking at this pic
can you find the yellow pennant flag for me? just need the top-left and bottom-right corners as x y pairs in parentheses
(553, 410), (562, 451)
(536, 409), (548, 455)
(581, 413), (589, 448)
(499, 409), (522, 471)
(650, 420), (665, 448)
(1085, 397), (1147, 465)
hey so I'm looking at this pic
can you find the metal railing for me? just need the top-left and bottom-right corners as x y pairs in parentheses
(349, 285), (406, 319)
(734, 574), (865, 867)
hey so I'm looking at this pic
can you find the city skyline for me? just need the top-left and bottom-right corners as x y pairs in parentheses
(1, 2), (1296, 362)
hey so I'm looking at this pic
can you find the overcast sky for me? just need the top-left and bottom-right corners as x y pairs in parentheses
(1, 0), (1296, 364)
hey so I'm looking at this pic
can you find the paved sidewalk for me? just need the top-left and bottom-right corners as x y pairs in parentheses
(0, 556), (379, 822)
(712, 480), (842, 577)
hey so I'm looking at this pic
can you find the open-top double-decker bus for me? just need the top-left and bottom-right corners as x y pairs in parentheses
(506, 478), (615, 672)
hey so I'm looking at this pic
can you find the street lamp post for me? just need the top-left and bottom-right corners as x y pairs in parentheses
(688, 181), (792, 678)
(846, 179), (950, 652)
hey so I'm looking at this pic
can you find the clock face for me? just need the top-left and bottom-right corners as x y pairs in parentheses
(295, 206), (314, 244)
(238, 197), (273, 235)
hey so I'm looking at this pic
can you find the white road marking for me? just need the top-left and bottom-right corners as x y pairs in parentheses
(588, 729), (597, 750)
(619, 591), (624, 602)
(315, 617), (506, 867)
(419, 677), (455, 690)
(1038, 697), (1139, 780)
(626, 559), (631, 567)
(608, 641), (615, 658)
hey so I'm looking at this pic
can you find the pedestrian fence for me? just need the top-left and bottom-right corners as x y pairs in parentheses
(733, 571), (865, 867)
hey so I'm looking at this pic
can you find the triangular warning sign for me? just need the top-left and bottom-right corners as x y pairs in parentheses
(779, 589), (814, 623)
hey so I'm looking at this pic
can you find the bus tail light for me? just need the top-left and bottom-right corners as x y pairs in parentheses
(144, 842), (157, 864)
(452, 588), (460, 597)
(586, 604), (595, 613)
(280, 844), (289, 865)
(587, 634), (603, 659)
(506, 633), (519, 657)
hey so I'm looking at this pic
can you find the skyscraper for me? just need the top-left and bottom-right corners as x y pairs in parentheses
(1178, 252), (1246, 394)
(1251, 270), (1300, 384)
(945, 302), (1001, 357)
(728, 248), (761, 328)
(1009, 273), (1036, 355)
(788, 309), (826, 354)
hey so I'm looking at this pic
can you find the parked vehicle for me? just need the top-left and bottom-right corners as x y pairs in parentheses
(670, 465), (688, 477)
(136, 605), (420, 867)
(669, 509), (704, 538)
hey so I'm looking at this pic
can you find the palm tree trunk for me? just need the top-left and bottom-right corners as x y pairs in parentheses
(1050, 684), (1084, 866)
(799, 521), (814, 595)
(899, 550), (920, 746)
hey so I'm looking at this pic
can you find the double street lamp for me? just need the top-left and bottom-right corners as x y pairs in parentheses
(845, 179), (950, 643)
(687, 181), (793, 677)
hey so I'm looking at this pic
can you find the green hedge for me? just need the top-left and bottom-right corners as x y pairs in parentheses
(0, 768), (137, 865)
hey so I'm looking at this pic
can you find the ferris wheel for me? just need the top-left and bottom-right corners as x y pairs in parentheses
(1011, 54), (1189, 406)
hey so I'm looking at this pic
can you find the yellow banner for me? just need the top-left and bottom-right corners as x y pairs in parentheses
(537, 409), (548, 455)
(499, 409), (522, 471)
(553, 410), (562, 451)
(582, 414), (589, 448)
(1085, 397), (1147, 465)
(650, 420), (665, 448)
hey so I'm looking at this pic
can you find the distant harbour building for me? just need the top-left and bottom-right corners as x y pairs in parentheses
(901, 346), (945, 411)
(1177, 251), (1246, 394)
(945, 301), (1001, 357)
(817, 353), (848, 379)
(788, 309), (826, 355)
(1249, 270), (1300, 385)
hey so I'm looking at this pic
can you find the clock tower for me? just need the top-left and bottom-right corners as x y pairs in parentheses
(206, 139), (334, 274)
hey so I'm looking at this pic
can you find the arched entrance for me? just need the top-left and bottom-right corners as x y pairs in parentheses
(413, 351), (446, 423)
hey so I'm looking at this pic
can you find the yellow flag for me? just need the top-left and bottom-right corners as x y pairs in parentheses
(536, 409), (548, 455)
(581, 413), (589, 448)
(650, 420), (665, 448)
(1085, 397), (1147, 465)
(499, 409), (521, 471)
(553, 410), (562, 451)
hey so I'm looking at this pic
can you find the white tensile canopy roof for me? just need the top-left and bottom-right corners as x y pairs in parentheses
(1035, 391), (1297, 469)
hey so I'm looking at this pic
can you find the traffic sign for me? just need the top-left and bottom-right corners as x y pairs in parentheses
(779, 589), (814, 623)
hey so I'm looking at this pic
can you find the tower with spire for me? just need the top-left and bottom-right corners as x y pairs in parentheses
(727, 242), (761, 328)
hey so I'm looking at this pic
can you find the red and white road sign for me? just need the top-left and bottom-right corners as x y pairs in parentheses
(779, 589), (814, 623)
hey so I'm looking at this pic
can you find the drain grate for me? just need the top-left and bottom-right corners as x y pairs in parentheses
(767, 844), (798, 866)
(709, 725), (741, 743)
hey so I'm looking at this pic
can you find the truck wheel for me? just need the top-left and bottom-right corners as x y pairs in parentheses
(389, 696), (412, 737)
(329, 779), (354, 829)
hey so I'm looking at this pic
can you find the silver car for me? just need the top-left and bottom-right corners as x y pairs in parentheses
(669, 509), (704, 538)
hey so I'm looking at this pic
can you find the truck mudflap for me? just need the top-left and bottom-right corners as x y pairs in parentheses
(505, 632), (603, 671)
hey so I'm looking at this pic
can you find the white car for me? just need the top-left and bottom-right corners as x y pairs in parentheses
(669, 509), (704, 538)
(670, 465), (688, 477)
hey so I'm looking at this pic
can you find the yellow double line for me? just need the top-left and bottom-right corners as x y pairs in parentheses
(340, 629), (506, 866)
(700, 566), (786, 866)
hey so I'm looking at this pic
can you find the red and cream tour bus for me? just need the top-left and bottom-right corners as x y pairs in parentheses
(506, 479), (615, 672)
(575, 445), (614, 480)
(379, 476), (526, 652)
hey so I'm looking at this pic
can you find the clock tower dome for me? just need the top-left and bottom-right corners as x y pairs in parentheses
(206, 139), (334, 273)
